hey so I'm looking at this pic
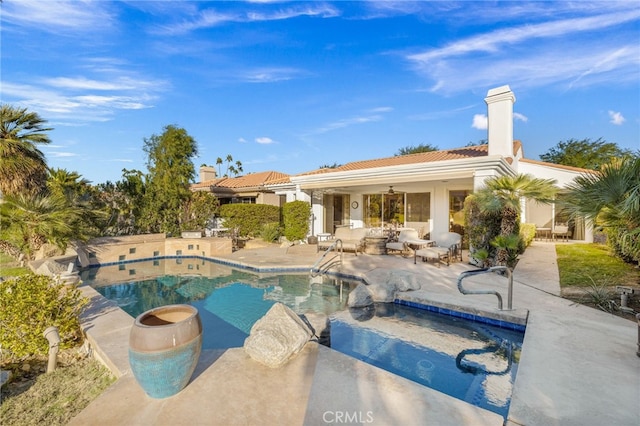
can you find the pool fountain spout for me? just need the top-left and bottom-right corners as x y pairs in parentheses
(457, 266), (513, 310)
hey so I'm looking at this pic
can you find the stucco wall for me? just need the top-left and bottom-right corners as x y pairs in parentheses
(82, 234), (233, 266)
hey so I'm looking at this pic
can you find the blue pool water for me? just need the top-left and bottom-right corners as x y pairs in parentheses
(84, 258), (524, 419)
(330, 303), (524, 419)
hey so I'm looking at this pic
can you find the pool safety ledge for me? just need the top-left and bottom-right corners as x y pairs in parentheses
(395, 295), (528, 332)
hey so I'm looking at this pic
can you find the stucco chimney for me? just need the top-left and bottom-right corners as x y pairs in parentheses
(199, 165), (217, 182)
(485, 85), (515, 158)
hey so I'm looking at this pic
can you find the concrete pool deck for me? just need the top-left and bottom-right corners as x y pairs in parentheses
(69, 241), (639, 426)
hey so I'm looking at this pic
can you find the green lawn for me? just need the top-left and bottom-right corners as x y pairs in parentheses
(555, 243), (639, 287)
(0, 252), (31, 278)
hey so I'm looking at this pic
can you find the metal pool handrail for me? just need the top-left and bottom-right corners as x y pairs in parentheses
(310, 239), (343, 277)
(457, 266), (513, 310)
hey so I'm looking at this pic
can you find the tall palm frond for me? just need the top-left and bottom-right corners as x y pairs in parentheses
(563, 155), (640, 262)
(0, 104), (52, 196)
(563, 156), (640, 227)
(0, 193), (80, 259)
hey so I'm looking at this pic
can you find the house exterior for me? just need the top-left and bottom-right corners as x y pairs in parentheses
(192, 85), (594, 242)
(270, 85), (594, 242)
(191, 168), (290, 207)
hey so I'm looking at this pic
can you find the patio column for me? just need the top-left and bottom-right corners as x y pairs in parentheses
(473, 169), (497, 190)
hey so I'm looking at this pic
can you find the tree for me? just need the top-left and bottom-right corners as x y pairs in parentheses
(215, 157), (223, 176)
(0, 104), (52, 196)
(0, 193), (83, 259)
(563, 155), (640, 264)
(46, 168), (104, 240)
(540, 138), (632, 170)
(140, 125), (198, 235)
(97, 169), (147, 236)
(47, 168), (90, 199)
(223, 155), (243, 177)
(471, 174), (557, 265)
(395, 143), (438, 156)
(319, 162), (342, 169)
(180, 191), (219, 232)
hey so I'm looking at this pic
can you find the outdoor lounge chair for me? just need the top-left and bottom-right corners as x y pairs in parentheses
(386, 229), (432, 256)
(317, 227), (368, 255)
(414, 232), (462, 267)
(552, 224), (571, 242)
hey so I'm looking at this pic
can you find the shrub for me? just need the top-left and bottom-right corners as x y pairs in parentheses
(260, 222), (282, 243)
(0, 275), (88, 360)
(520, 223), (536, 248)
(219, 204), (280, 237)
(282, 201), (311, 241)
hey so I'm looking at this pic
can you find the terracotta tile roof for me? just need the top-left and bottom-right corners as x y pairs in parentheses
(295, 144), (492, 176)
(191, 171), (290, 190)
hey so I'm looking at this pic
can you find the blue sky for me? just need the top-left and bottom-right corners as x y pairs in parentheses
(2, 1), (639, 185)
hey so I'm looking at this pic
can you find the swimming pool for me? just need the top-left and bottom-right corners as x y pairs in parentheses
(330, 303), (524, 419)
(84, 258), (524, 419)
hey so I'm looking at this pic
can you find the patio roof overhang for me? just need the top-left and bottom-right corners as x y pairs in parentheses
(290, 156), (515, 191)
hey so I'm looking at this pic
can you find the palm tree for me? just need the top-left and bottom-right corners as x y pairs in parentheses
(563, 155), (640, 263)
(0, 193), (81, 259)
(0, 104), (52, 196)
(47, 168), (91, 198)
(215, 157), (223, 177)
(473, 174), (558, 265)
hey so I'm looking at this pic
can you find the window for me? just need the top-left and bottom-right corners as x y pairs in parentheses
(153, 251), (160, 257)
(449, 190), (470, 234)
(384, 193), (404, 225)
(118, 255), (125, 261)
(406, 193), (430, 222)
(188, 244), (194, 250)
(364, 194), (382, 228)
(129, 247), (136, 254)
(176, 250), (182, 256)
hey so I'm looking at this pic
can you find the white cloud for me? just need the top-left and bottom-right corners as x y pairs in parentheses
(369, 106), (394, 113)
(312, 106), (393, 134)
(472, 114), (488, 130)
(471, 112), (525, 130)
(2, 64), (169, 125)
(1, 0), (115, 33)
(315, 114), (383, 134)
(45, 151), (78, 158)
(241, 67), (306, 83)
(238, 137), (247, 143)
(155, 3), (339, 35)
(514, 113), (528, 122)
(406, 8), (640, 94)
(409, 10), (640, 64)
(255, 137), (275, 144)
(44, 76), (143, 91)
(609, 110), (626, 125)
